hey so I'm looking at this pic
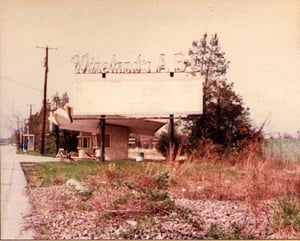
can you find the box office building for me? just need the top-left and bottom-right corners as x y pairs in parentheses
(49, 109), (166, 160)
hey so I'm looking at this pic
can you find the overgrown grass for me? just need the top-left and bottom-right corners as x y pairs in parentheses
(25, 161), (103, 186)
(24, 159), (170, 187)
(207, 222), (256, 239)
(24, 139), (300, 239)
(263, 138), (300, 162)
(25, 160), (204, 237)
(272, 198), (300, 232)
(25, 146), (300, 202)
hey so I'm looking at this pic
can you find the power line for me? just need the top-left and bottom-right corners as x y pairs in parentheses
(0, 76), (42, 92)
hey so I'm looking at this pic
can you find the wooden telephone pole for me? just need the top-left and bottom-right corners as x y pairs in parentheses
(37, 46), (57, 155)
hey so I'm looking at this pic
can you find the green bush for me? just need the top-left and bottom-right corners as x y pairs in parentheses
(207, 222), (256, 239)
(273, 198), (300, 231)
(155, 132), (187, 159)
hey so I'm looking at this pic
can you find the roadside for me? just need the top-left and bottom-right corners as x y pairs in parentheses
(1, 145), (57, 239)
(21, 153), (300, 239)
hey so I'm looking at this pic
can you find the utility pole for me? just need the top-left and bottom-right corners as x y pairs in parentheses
(37, 46), (57, 155)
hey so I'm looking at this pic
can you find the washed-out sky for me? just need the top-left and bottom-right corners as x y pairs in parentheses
(1, 0), (299, 138)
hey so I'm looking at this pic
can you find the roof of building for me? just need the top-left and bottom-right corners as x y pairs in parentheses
(49, 110), (167, 135)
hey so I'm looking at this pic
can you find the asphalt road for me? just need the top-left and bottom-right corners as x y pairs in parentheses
(1, 145), (57, 239)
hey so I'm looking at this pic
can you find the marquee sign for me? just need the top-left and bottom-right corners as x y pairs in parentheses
(71, 53), (202, 74)
(71, 53), (203, 116)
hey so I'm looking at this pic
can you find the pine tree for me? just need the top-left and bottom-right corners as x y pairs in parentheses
(188, 33), (230, 114)
(187, 33), (254, 150)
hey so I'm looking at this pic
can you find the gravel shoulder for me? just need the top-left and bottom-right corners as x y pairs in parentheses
(23, 183), (297, 239)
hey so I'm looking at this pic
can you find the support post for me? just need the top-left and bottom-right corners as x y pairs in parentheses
(55, 125), (59, 154)
(63, 129), (67, 150)
(168, 114), (175, 161)
(100, 115), (106, 162)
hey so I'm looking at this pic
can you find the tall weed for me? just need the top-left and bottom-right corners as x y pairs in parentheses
(166, 139), (300, 204)
(207, 222), (256, 239)
(272, 198), (300, 232)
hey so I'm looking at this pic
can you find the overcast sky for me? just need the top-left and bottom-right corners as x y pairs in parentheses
(1, 0), (299, 138)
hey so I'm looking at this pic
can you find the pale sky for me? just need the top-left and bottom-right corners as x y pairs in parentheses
(1, 0), (300, 138)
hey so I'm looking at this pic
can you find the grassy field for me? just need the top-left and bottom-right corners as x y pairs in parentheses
(23, 139), (300, 239)
(23, 160), (103, 186)
(263, 138), (300, 162)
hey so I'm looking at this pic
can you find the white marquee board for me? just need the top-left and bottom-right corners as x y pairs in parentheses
(73, 72), (203, 116)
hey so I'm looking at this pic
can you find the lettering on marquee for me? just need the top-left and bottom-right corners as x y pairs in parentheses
(71, 53), (202, 74)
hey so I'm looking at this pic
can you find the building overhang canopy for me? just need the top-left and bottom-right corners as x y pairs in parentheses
(49, 109), (167, 136)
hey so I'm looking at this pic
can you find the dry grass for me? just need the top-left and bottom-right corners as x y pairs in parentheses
(165, 141), (300, 202)
(165, 140), (300, 238)
(25, 139), (300, 238)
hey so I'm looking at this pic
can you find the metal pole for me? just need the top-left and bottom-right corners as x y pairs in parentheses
(168, 114), (174, 161)
(100, 115), (106, 161)
(55, 125), (59, 154)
